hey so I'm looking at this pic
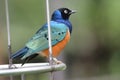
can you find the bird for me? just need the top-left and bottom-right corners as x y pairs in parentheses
(11, 8), (76, 66)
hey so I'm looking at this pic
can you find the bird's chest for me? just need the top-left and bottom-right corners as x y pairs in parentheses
(41, 31), (70, 57)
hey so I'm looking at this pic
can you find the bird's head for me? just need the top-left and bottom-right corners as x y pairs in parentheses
(51, 8), (76, 20)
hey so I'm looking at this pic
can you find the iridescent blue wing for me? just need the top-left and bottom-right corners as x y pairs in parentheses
(21, 21), (68, 59)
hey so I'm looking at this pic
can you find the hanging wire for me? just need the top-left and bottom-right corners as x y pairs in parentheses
(45, 0), (53, 65)
(5, 0), (13, 80)
(5, 0), (11, 56)
(5, 0), (25, 80)
(45, 0), (54, 80)
(21, 74), (25, 80)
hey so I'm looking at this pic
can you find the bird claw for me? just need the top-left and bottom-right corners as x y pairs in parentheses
(9, 64), (18, 69)
(53, 58), (62, 64)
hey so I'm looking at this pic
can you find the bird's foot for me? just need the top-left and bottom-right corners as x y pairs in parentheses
(53, 58), (62, 64)
(9, 64), (18, 69)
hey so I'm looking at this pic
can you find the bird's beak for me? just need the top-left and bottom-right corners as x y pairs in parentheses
(70, 10), (76, 14)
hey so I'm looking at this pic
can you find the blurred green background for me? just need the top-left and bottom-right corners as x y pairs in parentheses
(1, 0), (120, 80)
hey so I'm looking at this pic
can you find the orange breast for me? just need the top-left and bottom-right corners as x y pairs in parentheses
(42, 31), (70, 57)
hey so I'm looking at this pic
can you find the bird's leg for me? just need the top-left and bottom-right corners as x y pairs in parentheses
(53, 58), (62, 64)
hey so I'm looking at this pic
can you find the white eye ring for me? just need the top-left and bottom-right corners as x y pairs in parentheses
(64, 10), (68, 14)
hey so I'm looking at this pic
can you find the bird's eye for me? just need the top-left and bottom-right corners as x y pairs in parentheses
(64, 10), (68, 14)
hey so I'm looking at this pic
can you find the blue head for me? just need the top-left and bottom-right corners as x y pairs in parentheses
(51, 8), (76, 33)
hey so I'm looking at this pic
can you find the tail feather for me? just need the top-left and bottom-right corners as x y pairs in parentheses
(11, 47), (29, 59)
